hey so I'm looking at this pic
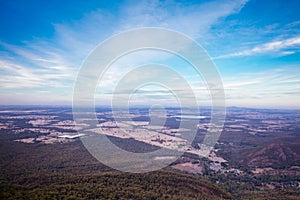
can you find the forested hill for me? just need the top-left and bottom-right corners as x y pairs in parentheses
(0, 133), (230, 199)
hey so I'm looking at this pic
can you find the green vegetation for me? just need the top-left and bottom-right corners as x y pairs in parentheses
(0, 171), (231, 200)
(1, 131), (299, 199)
(0, 132), (230, 200)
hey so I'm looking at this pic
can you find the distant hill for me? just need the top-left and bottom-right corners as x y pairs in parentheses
(240, 142), (300, 168)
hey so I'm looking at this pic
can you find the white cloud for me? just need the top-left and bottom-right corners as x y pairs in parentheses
(0, 48), (75, 89)
(223, 66), (300, 108)
(215, 36), (300, 59)
(0, 0), (248, 105)
(119, 0), (248, 38)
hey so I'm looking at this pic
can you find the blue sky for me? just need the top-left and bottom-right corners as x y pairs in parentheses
(0, 0), (299, 108)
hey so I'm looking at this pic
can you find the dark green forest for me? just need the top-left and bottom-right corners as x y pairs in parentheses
(1, 132), (299, 200)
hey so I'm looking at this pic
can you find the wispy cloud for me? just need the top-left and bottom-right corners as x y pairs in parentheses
(223, 66), (300, 108)
(215, 36), (300, 59)
(0, 41), (76, 90)
(5, 0), (299, 108)
(119, 0), (248, 38)
(0, 0), (249, 105)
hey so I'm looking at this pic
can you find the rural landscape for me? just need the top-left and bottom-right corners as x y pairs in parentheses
(0, 106), (299, 199)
